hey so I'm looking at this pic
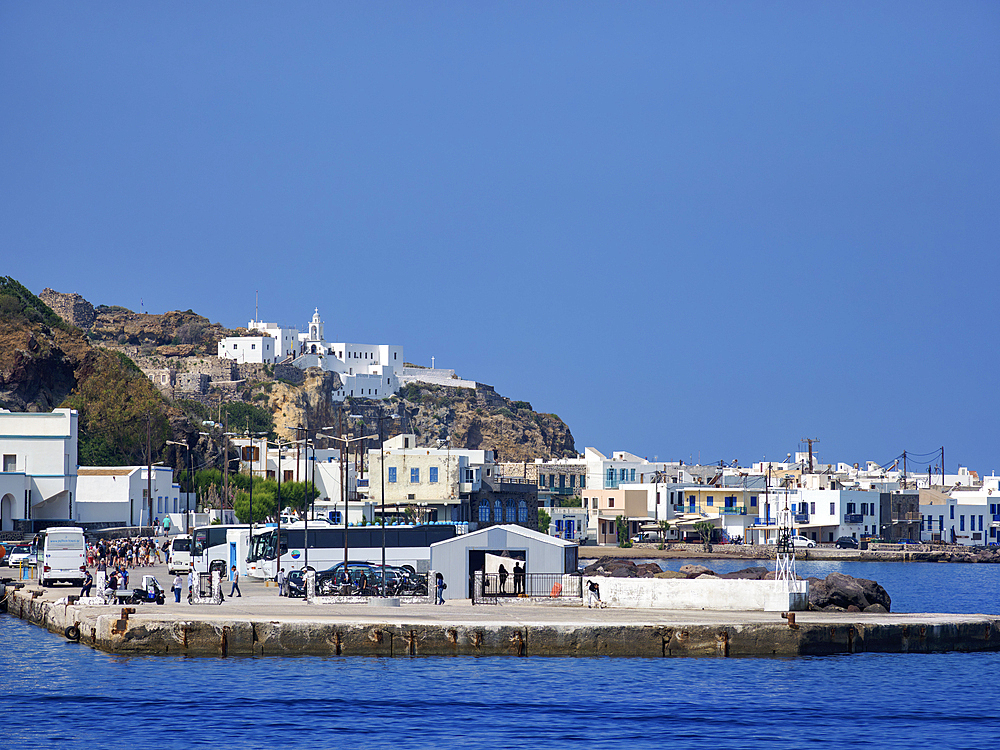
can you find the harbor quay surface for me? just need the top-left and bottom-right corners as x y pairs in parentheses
(4, 561), (999, 658)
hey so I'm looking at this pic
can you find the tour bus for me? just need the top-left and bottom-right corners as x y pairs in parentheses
(190, 524), (250, 579)
(168, 534), (192, 575)
(245, 523), (458, 580)
(38, 526), (86, 587)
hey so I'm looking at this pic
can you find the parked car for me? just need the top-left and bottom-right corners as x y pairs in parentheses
(896, 538), (918, 545)
(765, 535), (817, 548)
(630, 532), (659, 543)
(6, 542), (35, 567)
(286, 569), (308, 598)
(835, 536), (859, 549)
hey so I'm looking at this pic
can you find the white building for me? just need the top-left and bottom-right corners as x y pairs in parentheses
(293, 309), (402, 401)
(368, 434), (493, 522)
(0, 408), (78, 531)
(429, 524), (579, 599)
(920, 477), (999, 545)
(217, 335), (276, 364)
(583, 448), (673, 494)
(76, 466), (182, 528)
(247, 319), (300, 360)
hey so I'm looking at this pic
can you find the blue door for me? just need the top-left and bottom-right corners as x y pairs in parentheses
(229, 542), (237, 580)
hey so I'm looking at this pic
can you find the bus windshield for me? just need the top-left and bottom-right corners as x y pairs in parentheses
(46, 532), (84, 550)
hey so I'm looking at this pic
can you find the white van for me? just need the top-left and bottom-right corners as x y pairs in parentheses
(168, 534), (192, 574)
(39, 527), (86, 587)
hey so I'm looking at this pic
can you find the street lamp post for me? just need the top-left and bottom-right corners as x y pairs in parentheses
(327, 424), (378, 579)
(165, 440), (193, 534)
(376, 410), (400, 596)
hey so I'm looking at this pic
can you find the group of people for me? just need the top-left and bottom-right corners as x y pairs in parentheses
(86, 537), (168, 569)
(495, 562), (526, 595)
(76, 536), (169, 600)
(79, 559), (132, 598)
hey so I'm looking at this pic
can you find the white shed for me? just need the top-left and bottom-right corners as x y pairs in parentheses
(429, 524), (579, 599)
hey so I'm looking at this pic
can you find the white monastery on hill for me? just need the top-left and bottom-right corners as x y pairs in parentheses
(218, 309), (403, 402)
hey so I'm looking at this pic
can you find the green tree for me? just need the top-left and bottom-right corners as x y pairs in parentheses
(657, 519), (672, 550)
(62, 350), (170, 465)
(615, 515), (633, 548)
(233, 485), (276, 524)
(558, 495), (582, 508)
(538, 508), (551, 533)
(694, 521), (715, 552)
(220, 401), (275, 439)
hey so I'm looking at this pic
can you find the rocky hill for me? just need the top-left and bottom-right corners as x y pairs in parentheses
(40, 288), (237, 358)
(0, 279), (97, 411)
(387, 382), (575, 462)
(4, 282), (577, 464)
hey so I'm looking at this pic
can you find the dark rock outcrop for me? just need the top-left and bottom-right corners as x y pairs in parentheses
(808, 572), (891, 612)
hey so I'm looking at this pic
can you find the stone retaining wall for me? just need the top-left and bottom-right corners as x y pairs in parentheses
(5, 584), (1000, 658)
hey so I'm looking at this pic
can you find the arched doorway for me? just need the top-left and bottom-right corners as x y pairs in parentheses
(0, 493), (14, 532)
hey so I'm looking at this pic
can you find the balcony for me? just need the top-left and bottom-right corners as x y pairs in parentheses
(844, 514), (863, 524)
(541, 486), (576, 495)
(356, 478), (369, 488)
(794, 514), (809, 524)
(721, 506), (747, 516)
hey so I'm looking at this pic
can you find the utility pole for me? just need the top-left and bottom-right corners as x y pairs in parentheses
(145, 414), (152, 534)
(223, 411), (230, 519)
(801, 438), (819, 474)
(902, 450), (907, 490)
(941, 446), (945, 486)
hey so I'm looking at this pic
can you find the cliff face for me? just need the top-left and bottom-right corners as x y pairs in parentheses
(384, 382), (576, 461)
(270, 368), (344, 441)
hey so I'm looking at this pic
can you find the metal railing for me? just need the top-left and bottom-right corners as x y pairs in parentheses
(471, 572), (582, 604)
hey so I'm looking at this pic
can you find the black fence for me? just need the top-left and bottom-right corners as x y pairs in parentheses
(472, 572), (582, 604)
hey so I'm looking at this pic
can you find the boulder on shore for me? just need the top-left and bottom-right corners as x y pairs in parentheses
(808, 572), (891, 612)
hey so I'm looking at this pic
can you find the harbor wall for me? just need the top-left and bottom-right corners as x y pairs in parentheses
(4, 584), (1000, 659)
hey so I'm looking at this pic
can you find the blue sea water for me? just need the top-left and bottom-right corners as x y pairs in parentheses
(3, 561), (1000, 749)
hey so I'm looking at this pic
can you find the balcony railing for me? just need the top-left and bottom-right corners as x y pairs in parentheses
(721, 506), (747, 516)
(541, 486), (576, 495)
(794, 514), (809, 524)
(844, 514), (863, 524)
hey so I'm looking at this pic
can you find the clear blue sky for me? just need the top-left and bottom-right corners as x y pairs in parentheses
(3, 3), (998, 474)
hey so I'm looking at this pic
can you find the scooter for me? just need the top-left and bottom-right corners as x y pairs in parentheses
(129, 574), (166, 605)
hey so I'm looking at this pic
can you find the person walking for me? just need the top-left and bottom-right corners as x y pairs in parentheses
(80, 567), (93, 597)
(172, 573), (183, 603)
(230, 565), (242, 598)
(435, 572), (446, 605)
(187, 566), (196, 604)
(277, 567), (286, 597)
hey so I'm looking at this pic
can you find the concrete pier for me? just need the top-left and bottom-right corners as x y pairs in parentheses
(4, 581), (999, 658)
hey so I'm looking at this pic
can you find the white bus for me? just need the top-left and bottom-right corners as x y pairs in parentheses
(168, 534), (192, 574)
(38, 526), (86, 587)
(245, 523), (458, 580)
(190, 524), (250, 578)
